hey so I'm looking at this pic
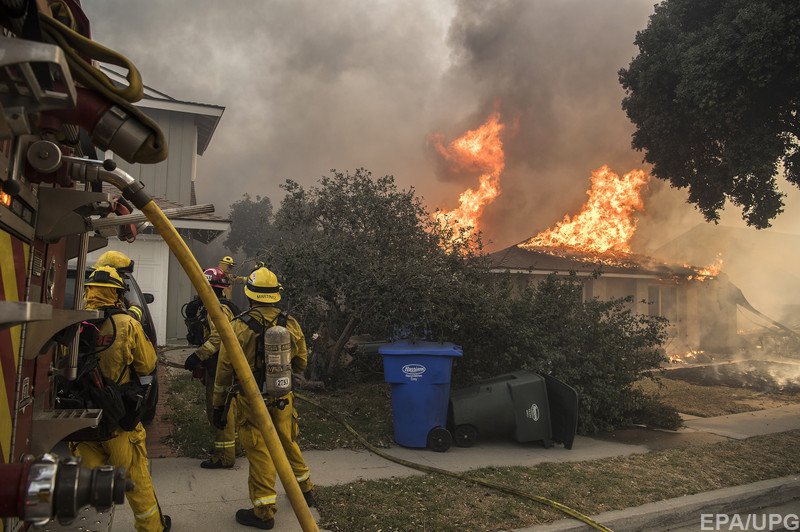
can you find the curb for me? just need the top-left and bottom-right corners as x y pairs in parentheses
(519, 475), (800, 531)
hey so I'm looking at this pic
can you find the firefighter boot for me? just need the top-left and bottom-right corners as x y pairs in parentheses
(235, 509), (275, 530)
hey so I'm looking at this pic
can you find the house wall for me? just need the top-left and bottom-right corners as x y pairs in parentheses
(166, 241), (193, 340)
(112, 108), (197, 206)
(110, 107), (203, 342)
(697, 279), (739, 352)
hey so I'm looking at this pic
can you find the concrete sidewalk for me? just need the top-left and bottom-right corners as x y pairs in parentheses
(683, 404), (800, 439)
(111, 395), (800, 531)
(112, 436), (651, 531)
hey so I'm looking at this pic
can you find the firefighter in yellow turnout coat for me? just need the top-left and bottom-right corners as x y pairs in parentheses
(183, 267), (239, 468)
(213, 267), (314, 530)
(71, 266), (170, 532)
(218, 255), (247, 299)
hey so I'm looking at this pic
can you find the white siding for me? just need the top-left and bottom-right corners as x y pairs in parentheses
(111, 109), (197, 206)
(87, 237), (170, 344)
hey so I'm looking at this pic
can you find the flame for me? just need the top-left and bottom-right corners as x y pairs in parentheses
(668, 349), (708, 364)
(520, 165), (649, 254)
(696, 254), (723, 277)
(434, 111), (505, 239)
(687, 253), (724, 281)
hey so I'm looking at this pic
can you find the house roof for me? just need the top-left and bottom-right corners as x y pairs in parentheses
(150, 196), (230, 223)
(489, 244), (698, 279)
(98, 65), (225, 156)
(147, 197), (229, 244)
(98, 183), (230, 244)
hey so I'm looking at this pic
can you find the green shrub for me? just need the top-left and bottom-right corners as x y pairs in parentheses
(452, 273), (674, 434)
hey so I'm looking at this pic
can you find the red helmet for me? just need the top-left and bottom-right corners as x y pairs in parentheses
(204, 267), (230, 289)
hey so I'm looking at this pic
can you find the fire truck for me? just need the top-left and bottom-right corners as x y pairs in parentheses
(0, 2), (170, 529)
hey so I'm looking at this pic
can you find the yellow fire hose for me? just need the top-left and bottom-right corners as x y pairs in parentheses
(295, 392), (613, 532)
(141, 202), (318, 531)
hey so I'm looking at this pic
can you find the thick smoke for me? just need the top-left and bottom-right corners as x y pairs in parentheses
(80, 0), (456, 220)
(434, 0), (659, 247)
(79, 1), (800, 325)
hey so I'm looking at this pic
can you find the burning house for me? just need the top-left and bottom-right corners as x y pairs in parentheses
(489, 244), (737, 356)
(485, 165), (741, 356)
(433, 116), (756, 358)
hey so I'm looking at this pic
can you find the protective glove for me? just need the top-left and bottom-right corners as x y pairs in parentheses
(211, 406), (227, 430)
(292, 372), (306, 391)
(184, 352), (202, 371)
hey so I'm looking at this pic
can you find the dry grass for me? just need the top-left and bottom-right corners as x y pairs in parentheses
(636, 377), (800, 417)
(295, 382), (394, 450)
(163, 372), (214, 458)
(317, 430), (800, 531)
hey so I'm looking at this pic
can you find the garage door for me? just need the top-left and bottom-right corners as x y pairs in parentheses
(87, 237), (170, 343)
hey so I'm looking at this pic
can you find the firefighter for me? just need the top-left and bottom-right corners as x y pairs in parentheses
(183, 267), (240, 468)
(213, 266), (314, 530)
(93, 250), (135, 276)
(92, 250), (143, 322)
(71, 266), (170, 532)
(217, 255), (247, 298)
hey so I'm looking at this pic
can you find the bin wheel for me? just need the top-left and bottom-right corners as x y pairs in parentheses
(427, 427), (452, 452)
(454, 425), (478, 448)
(542, 439), (554, 449)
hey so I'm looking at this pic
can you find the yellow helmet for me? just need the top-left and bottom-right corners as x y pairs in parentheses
(220, 256), (236, 267)
(85, 266), (126, 290)
(94, 250), (134, 275)
(244, 267), (282, 303)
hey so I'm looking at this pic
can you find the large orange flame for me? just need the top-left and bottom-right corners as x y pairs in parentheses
(433, 112), (505, 238)
(521, 165), (649, 254)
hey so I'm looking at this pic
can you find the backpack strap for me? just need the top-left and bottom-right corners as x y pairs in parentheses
(220, 298), (241, 316)
(102, 307), (137, 384)
(276, 311), (288, 327)
(238, 311), (265, 335)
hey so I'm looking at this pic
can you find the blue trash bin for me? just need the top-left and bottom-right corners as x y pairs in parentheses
(377, 341), (463, 452)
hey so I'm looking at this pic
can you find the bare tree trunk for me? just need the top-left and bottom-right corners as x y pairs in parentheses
(326, 316), (358, 375)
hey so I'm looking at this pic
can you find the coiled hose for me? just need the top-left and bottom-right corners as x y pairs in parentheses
(37, 8), (168, 163)
(295, 392), (613, 532)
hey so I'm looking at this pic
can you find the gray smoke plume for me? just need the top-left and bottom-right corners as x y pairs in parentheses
(79, 0), (800, 257)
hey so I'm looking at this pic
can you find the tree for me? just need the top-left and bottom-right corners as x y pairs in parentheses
(452, 273), (672, 433)
(226, 169), (673, 431)
(224, 194), (273, 258)
(259, 169), (485, 380)
(619, 0), (800, 228)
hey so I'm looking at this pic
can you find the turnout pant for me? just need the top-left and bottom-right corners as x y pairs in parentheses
(237, 393), (313, 520)
(205, 367), (237, 465)
(72, 423), (166, 532)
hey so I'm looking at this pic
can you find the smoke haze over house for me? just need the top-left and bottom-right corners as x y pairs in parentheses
(83, 0), (800, 268)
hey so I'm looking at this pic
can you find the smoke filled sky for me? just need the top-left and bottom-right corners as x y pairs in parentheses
(83, 0), (800, 252)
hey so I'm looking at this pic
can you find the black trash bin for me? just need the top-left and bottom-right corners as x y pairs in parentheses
(448, 370), (578, 449)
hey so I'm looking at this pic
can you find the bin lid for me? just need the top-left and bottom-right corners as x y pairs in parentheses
(378, 340), (463, 357)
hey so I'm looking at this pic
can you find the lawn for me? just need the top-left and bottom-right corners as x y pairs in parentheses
(163, 372), (213, 458)
(636, 376), (800, 417)
(163, 371), (393, 456)
(316, 430), (800, 531)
